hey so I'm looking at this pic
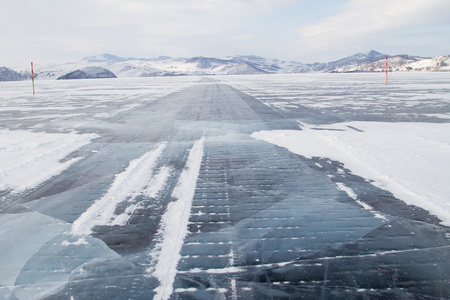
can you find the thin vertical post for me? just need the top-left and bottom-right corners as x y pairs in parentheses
(385, 56), (388, 86)
(31, 62), (35, 95)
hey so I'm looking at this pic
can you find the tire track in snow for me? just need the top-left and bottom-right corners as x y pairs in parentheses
(149, 137), (205, 300)
(71, 143), (167, 236)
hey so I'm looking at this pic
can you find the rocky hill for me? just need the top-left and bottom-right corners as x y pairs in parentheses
(0, 67), (30, 81)
(57, 67), (117, 80)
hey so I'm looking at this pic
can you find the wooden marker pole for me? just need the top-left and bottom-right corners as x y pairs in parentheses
(385, 56), (388, 86)
(31, 62), (35, 95)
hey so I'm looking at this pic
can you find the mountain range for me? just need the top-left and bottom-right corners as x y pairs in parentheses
(2, 50), (449, 81)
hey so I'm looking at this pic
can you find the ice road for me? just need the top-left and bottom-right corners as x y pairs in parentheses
(0, 73), (449, 299)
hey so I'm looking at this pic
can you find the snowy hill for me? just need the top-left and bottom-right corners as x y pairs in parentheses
(332, 55), (450, 73)
(314, 50), (388, 71)
(3, 51), (450, 80)
(0, 67), (30, 81)
(57, 66), (117, 80)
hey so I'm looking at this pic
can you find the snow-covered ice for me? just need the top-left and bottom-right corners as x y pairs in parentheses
(0, 129), (97, 193)
(71, 143), (167, 235)
(252, 121), (450, 226)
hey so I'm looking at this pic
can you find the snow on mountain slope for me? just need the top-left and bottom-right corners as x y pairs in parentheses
(315, 50), (388, 71)
(5, 51), (450, 80)
(407, 56), (450, 72)
(333, 55), (450, 73)
(14, 54), (311, 79)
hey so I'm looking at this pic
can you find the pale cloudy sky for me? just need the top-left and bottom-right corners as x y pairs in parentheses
(1, 0), (449, 67)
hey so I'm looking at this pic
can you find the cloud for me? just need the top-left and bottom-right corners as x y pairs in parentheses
(1, 0), (297, 66)
(85, 0), (295, 31)
(89, 0), (296, 57)
(292, 0), (450, 56)
(230, 34), (259, 42)
(19, 0), (295, 61)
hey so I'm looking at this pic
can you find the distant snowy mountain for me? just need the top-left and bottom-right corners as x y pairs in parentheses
(332, 55), (450, 73)
(314, 50), (388, 71)
(3, 51), (449, 80)
(0, 67), (30, 81)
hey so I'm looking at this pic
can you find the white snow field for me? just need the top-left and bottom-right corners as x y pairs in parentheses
(0, 129), (97, 193)
(0, 77), (194, 193)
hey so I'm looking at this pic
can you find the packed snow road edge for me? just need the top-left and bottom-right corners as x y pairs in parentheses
(150, 137), (205, 300)
(252, 122), (450, 226)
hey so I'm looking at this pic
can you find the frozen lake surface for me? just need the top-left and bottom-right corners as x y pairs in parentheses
(0, 73), (449, 299)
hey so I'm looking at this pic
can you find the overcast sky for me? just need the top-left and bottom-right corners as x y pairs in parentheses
(1, 0), (449, 68)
